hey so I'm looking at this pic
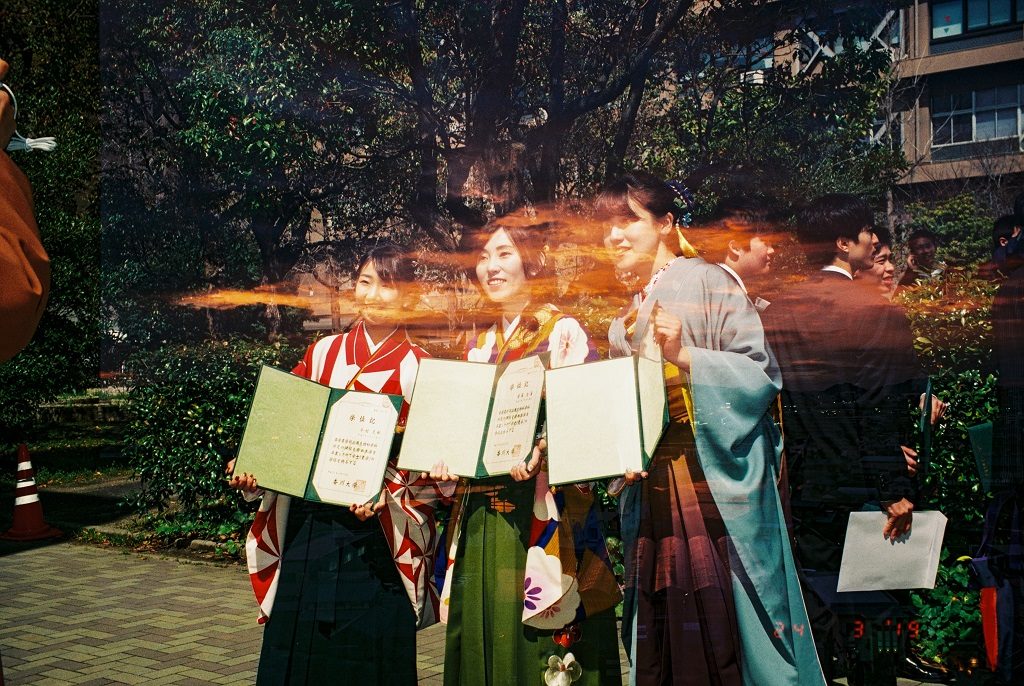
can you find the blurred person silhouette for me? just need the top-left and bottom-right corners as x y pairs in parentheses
(696, 199), (781, 313)
(991, 215), (1021, 267)
(0, 57), (49, 361)
(762, 194), (942, 684)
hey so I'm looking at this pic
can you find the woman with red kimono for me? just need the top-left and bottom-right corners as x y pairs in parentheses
(229, 243), (449, 685)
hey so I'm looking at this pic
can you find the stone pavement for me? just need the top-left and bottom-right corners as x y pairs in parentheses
(0, 542), (941, 685)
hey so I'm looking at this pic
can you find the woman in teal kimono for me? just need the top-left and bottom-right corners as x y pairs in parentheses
(433, 216), (622, 686)
(596, 172), (824, 686)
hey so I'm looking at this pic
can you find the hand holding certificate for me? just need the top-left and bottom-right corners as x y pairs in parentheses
(232, 366), (402, 507)
(837, 510), (948, 591)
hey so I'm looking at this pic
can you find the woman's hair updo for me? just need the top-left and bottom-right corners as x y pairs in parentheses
(595, 171), (698, 257)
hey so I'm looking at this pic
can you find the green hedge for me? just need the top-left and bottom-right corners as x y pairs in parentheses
(122, 338), (301, 538)
(900, 271), (999, 666)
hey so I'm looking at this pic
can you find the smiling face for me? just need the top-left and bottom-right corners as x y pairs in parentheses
(354, 260), (403, 327)
(475, 228), (530, 305)
(602, 198), (672, 279)
(862, 243), (895, 295)
(909, 236), (937, 270)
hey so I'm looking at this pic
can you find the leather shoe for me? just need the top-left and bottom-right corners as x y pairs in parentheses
(895, 654), (950, 682)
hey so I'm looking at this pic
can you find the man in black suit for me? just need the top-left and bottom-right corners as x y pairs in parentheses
(763, 194), (926, 684)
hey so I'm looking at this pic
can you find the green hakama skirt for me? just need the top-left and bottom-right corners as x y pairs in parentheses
(443, 476), (622, 685)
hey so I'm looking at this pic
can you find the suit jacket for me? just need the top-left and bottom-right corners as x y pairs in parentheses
(992, 267), (1024, 489)
(0, 153), (49, 361)
(762, 270), (921, 507)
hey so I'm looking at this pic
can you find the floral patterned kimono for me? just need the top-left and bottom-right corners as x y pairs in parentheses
(245, 322), (450, 685)
(611, 258), (824, 686)
(442, 304), (622, 686)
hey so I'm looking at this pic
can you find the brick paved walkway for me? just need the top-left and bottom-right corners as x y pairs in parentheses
(0, 542), (616, 685)
(0, 542), (938, 685)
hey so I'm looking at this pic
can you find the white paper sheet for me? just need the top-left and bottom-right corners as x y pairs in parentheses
(545, 357), (644, 485)
(480, 355), (546, 474)
(311, 392), (399, 506)
(397, 358), (493, 475)
(837, 511), (948, 592)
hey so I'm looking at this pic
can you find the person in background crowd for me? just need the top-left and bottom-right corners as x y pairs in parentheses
(0, 57), (49, 362)
(699, 200), (779, 313)
(897, 228), (944, 287)
(991, 215), (1021, 267)
(763, 194), (932, 684)
(857, 226), (896, 300)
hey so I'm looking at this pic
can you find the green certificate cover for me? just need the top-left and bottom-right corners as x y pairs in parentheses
(397, 355), (547, 478)
(233, 366), (403, 506)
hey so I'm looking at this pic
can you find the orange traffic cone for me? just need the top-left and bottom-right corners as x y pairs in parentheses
(0, 444), (61, 541)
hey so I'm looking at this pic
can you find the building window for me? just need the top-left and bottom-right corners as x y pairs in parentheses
(931, 1), (1020, 40)
(931, 85), (1022, 146)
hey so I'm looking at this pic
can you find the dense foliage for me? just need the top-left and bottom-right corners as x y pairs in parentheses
(899, 271), (1000, 666)
(0, 0), (101, 440)
(100, 0), (905, 348)
(122, 339), (301, 535)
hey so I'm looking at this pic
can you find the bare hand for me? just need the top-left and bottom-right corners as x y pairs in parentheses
(920, 394), (948, 426)
(623, 469), (649, 486)
(510, 439), (545, 481)
(901, 445), (918, 477)
(882, 498), (913, 541)
(430, 461), (460, 482)
(225, 458), (260, 494)
(350, 490), (388, 521)
(0, 59), (15, 150)
(652, 305), (690, 371)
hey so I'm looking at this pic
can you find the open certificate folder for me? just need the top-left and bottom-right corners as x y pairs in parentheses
(397, 355), (547, 478)
(544, 330), (668, 485)
(233, 366), (402, 507)
(837, 511), (948, 591)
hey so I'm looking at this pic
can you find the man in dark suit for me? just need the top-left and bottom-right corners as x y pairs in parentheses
(763, 194), (927, 684)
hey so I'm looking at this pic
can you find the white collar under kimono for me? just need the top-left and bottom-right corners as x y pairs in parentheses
(719, 263), (771, 313)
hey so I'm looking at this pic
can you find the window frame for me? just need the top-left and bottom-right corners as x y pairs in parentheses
(930, 0), (1022, 42)
(930, 84), (1024, 148)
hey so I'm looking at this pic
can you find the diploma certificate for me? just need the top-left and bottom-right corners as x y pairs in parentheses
(398, 355), (547, 477)
(233, 366), (402, 506)
(545, 329), (668, 485)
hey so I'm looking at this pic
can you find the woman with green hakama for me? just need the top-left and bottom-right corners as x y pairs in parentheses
(434, 217), (622, 686)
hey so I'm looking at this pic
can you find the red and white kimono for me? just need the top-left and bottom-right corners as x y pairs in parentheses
(245, 322), (451, 627)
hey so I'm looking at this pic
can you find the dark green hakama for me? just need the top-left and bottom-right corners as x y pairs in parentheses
(257, 499), (416, 685)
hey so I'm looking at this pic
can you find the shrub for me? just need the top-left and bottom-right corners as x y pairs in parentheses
(899, 271), (998, 666)
(122, 338), (302, 534)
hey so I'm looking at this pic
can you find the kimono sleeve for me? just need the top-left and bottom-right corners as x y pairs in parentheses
(0, 154), (49, 361)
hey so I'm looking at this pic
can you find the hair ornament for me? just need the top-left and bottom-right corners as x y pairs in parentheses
(665, 180), (699, 258)
(665, 180), (695, 228)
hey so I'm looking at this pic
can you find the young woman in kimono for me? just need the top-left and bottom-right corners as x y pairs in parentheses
(432, 217), (622, 686)
(596, 172), (824, 686)
(228, 244), (448, 685)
